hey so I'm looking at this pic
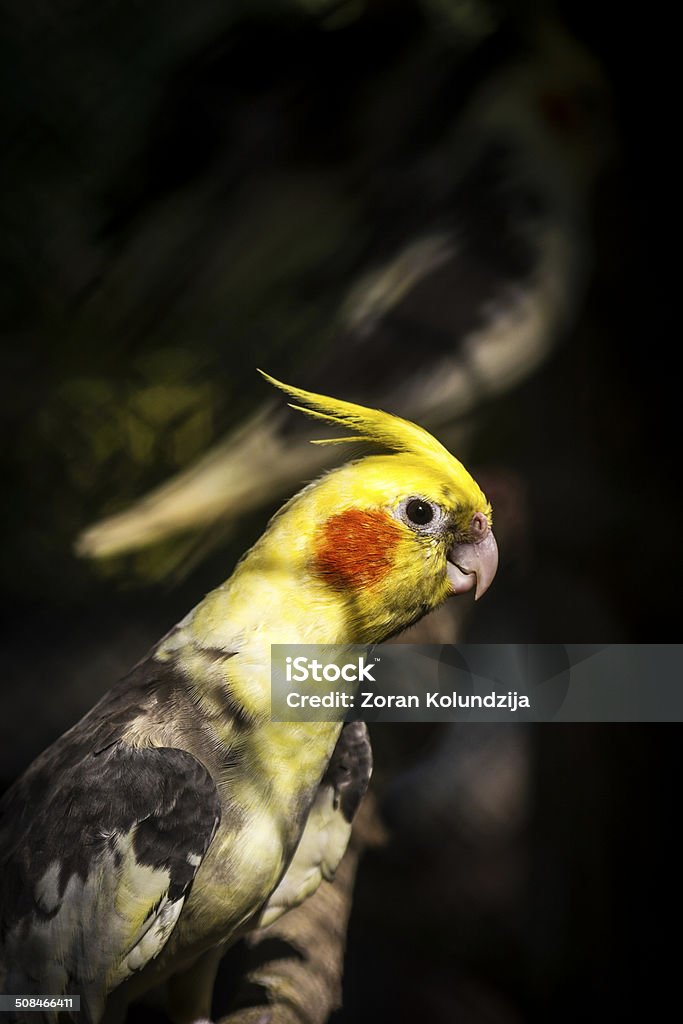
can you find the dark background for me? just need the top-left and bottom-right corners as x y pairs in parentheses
(0, 1), (677, 1020)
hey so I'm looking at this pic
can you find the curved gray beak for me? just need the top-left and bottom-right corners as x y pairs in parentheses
(446, 511), (499, 601)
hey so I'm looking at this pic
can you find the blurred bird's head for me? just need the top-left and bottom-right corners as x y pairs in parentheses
(249, 373), (498, 644)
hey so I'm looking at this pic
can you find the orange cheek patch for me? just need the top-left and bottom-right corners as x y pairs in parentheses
(313, 508), (403, 590)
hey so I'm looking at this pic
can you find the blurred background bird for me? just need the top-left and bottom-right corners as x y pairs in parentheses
(73, 18), (609, 579)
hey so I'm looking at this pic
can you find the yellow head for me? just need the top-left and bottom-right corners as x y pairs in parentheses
(248, 373), (498, 645)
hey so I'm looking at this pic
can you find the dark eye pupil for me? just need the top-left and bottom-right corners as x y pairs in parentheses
(406, 499), (434, 525)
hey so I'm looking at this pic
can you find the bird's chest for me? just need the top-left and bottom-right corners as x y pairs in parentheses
(174, 721), (342, 949)
(181, 810), (288, 945)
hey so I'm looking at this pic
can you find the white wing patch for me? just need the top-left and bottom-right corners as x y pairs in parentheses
(124, 893), (185, 974)
(2, 831), (194, 1020)
(33, 861), (62, 916)
(107, 831), (189, 988)
(0, 739), (221, 1024)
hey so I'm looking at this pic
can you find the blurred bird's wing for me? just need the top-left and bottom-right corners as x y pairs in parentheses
(76, 404), (333, 562)
(0, 744), (220, 1022)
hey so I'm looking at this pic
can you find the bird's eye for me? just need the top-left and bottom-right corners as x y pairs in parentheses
(395, 496), (444, 533)
(405, 499), (435, 526)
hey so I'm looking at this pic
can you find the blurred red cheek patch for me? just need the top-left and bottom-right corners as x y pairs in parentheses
(313, 508), (402, 589)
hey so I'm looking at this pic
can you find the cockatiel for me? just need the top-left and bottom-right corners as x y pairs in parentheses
(0, 374), (498, 1024)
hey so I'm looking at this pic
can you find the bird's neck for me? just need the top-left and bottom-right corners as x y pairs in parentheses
(152, 549), (355, 808)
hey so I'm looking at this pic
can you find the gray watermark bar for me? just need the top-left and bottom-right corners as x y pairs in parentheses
(270, 644), (683, 723)
(0, 996), (80, 1012)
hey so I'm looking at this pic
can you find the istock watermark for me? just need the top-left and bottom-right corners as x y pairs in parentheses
(285, 655), (377, 683)
(270, 644), (683, 723)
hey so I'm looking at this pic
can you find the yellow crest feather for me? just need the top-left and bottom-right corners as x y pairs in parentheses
(258, 370), (471, 480)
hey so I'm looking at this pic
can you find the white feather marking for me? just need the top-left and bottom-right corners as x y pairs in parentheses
(34, 861), (61, 915)
(125, 896), (185, 973)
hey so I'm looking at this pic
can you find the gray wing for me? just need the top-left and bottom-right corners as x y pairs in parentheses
(0, 742), (220, 1022)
